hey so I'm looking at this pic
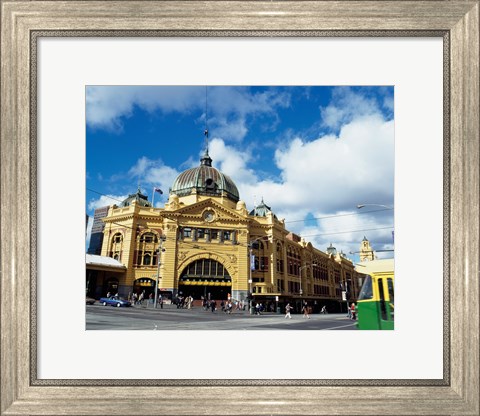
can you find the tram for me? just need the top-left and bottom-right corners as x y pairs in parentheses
(355, 259), (394, 330)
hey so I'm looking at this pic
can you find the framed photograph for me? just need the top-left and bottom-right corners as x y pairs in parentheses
(1, 1), (478, 415)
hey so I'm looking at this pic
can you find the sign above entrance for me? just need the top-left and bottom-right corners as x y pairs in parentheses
(135, 278), (155, 287)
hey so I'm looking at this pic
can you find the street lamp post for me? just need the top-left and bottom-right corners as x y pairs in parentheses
(154, 236), (166, 309)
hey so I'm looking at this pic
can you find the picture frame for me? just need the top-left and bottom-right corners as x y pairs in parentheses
(1, 1), (478, 415)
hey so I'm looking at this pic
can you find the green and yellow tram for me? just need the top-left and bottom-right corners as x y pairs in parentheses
(356, 259), (394, 330)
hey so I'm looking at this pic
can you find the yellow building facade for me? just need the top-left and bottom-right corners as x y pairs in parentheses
(99, 149), (362, 311)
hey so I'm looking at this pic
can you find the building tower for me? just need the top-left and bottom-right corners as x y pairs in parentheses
(87, 206), (110, 255)
(359, 236), (375, 262)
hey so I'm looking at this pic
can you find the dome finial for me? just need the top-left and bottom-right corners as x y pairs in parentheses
(201, 86), (212, 167)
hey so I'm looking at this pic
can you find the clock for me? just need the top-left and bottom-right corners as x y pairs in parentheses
(203, 210), (215, 222)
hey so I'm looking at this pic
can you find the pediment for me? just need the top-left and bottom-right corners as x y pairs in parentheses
(169, 198), (249, 224)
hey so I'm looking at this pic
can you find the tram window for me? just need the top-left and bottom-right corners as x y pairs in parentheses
(358, 276), (373, 300)
(388, 278), (394, 320)
(378, 278), (387, 321)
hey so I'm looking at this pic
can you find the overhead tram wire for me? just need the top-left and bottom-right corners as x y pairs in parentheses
(88, 187), (392, 228)
(299, 226), (394, 239)
(86, 188), (126, 204)
(283, 207), (393, 225)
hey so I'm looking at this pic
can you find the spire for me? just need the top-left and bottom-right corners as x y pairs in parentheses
(200, 146), (212, 166)
(200, 86), (212, 167)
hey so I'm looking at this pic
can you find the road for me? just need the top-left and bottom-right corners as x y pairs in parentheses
(86, 303), (358, 330)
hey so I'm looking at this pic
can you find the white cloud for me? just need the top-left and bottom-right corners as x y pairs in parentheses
(208, 110), (394, 257)
(87, 194), (126, 211)
(207, 138), (257, 185)
(86, 86), (290, 140)
(320, 87), (381, 130)
(86, 86), (204, 131)
(127, 156), (180, 195)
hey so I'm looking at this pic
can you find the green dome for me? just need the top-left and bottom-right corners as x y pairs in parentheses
(119, 188), (152, 208)
(249, 198), (277, 218)
(170, 150), (240, 202)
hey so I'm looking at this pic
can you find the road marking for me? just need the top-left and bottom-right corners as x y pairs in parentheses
(324, 322), (358, 330)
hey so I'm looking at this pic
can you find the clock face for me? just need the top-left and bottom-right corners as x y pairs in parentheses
(203, 210), (215, 222)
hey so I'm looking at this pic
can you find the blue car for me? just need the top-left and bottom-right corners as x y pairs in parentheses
(99, 296), (131, 307)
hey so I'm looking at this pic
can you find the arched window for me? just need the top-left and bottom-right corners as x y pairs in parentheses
(276, 243), (284, 273)
(180, 259), (230, 281)
(135, 230), (160, 267)
(143, 253), (152, 266)
(140, 232), (158, 243)
(109, 232), (123, 261)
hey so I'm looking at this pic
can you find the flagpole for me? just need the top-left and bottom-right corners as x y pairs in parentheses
(152, 187), (155, 207)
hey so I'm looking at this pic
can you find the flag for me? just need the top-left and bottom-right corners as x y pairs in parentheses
(204, 129), (209, 138)
(250, 254), (255, 271)
(154, 187), (163, 195)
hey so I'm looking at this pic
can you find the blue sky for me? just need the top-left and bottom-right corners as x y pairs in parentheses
(86, 86), (394, 261)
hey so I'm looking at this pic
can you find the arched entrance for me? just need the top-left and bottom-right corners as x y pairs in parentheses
(103, 278), (118, 296)
(179, 258), (231, 301)
(133, 278), (156, 298)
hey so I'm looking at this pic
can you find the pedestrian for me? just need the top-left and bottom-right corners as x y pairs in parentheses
(285, 303), (292, 319)
(350, 303), (356, 320)
(158, 294), (163, 309)
(302, 302), (310, 319)
(255, 303), (261, 315)
(211, 300), (216, 313)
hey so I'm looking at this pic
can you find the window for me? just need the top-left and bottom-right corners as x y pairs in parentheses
(260, 256), (269, 271)
(135, 231), (160, 268)
(223, 230), (230, 241)
(387, 278), (395, 320)
(140, 232), (157, 243)
(378, 278), (387, 321)
(211, 229), (218, 240)
(110, 233), (123, 261)
(203, 259), (211, 275)
(180, 259), (230, 279)
(358, 275), (373, 300)
(143, 253), (152, 266)
(183, 228), (192, 238)
(197, 229), (205, 239)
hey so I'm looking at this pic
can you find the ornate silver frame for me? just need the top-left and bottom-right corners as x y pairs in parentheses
(1, 1), (478, 415)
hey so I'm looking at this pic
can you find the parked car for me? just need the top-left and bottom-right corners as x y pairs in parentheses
(86, 297), (96, 305)
(99, 296), (131, 307)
